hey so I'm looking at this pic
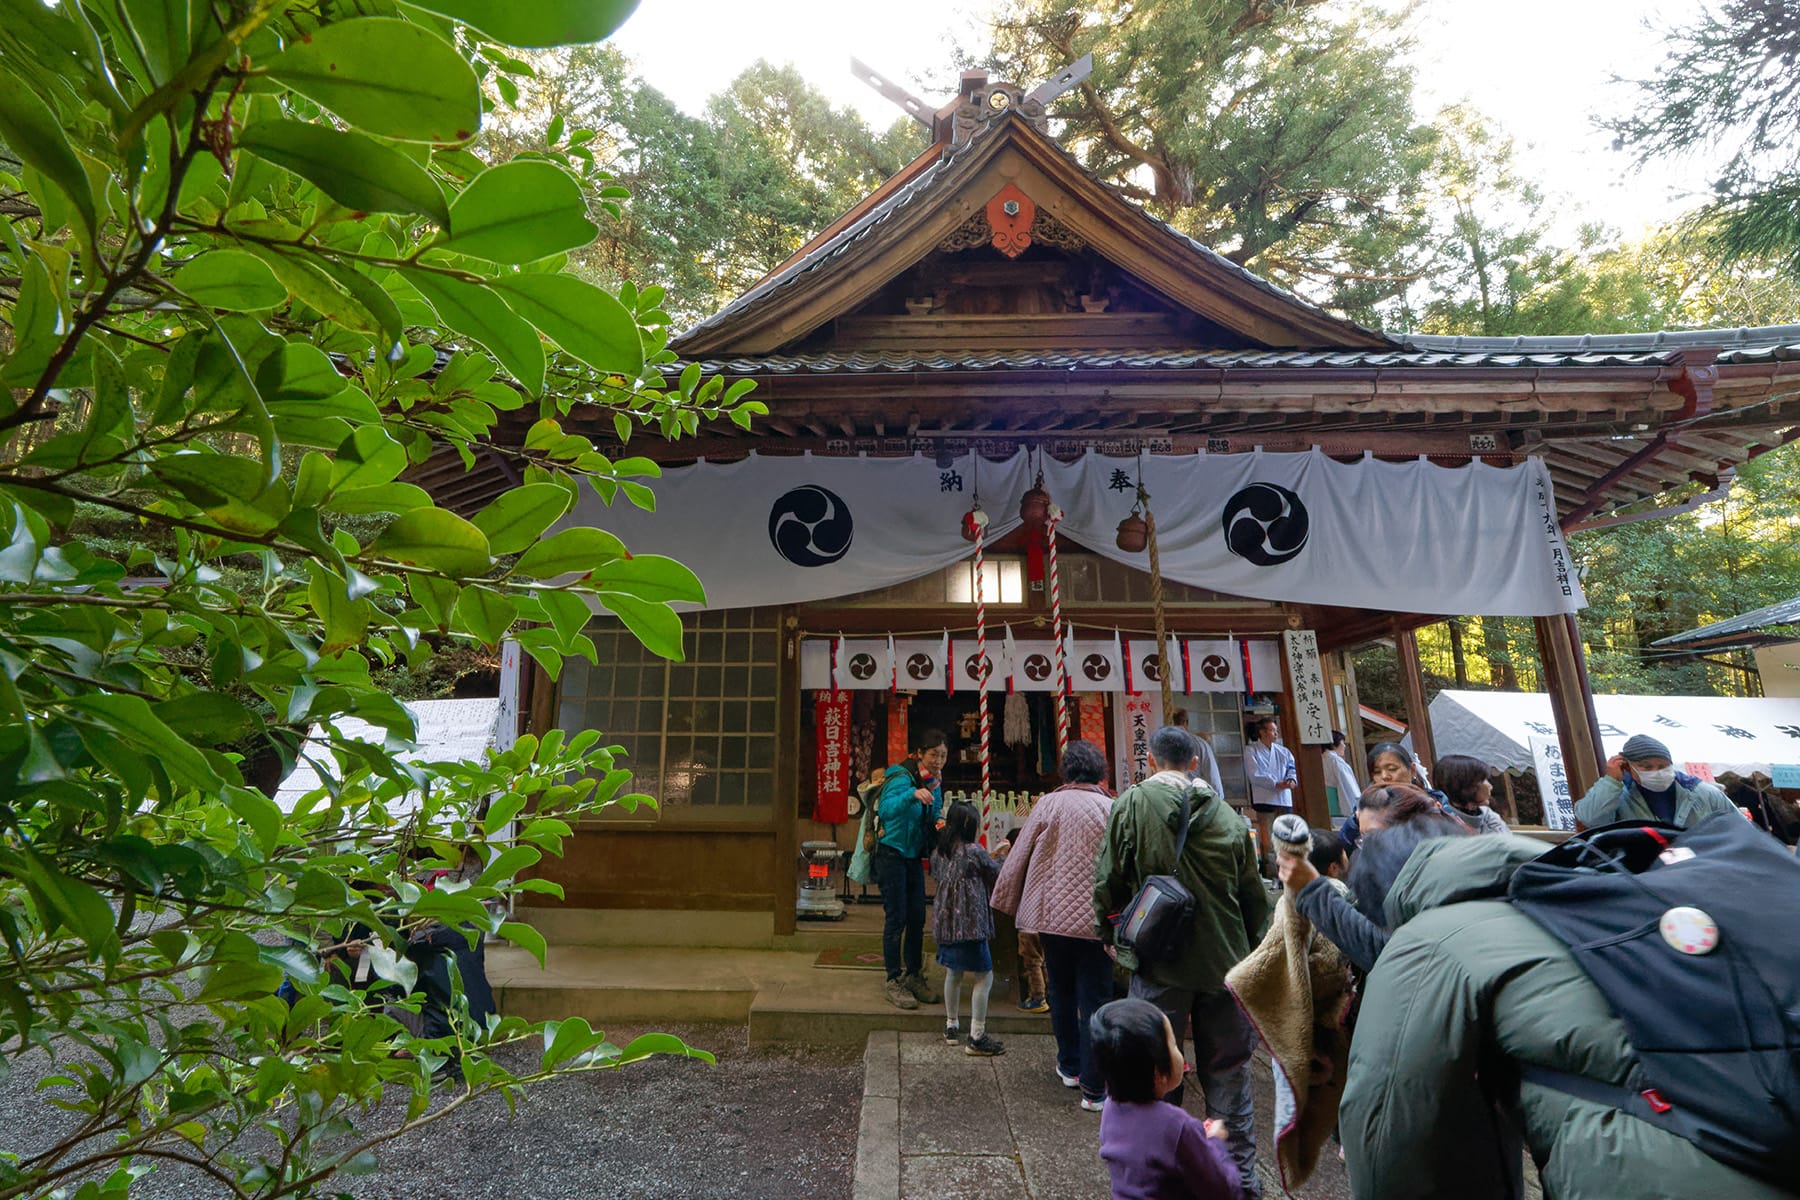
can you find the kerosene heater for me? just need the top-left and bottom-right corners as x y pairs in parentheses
(797, 841), (847, 921)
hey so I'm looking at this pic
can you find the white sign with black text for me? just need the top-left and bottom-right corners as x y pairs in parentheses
(1528, 735), (1576, 830)
(1282, 630), (1331, 745)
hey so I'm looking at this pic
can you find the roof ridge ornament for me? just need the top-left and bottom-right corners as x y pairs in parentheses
(851, 54), (1094, 148)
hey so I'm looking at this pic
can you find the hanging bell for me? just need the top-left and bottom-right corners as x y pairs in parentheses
(1115, 511), (1148, 553)
(962, 506), (990, 543)
(1019, 474), (1051, 529)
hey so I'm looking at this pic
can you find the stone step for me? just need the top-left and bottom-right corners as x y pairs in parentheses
(489, 943), (1052, 1046)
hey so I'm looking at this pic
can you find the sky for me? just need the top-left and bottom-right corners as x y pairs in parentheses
(609, 0), (1721, 242)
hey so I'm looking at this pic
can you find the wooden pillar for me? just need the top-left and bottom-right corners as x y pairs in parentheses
(524, 653), (557, 738)
(1392, 628), (1437, 770)
(773, 609), (802, 937)
(1329, 649), (1367, 773)
(1277, 641), (1331, 829)
(1533, 614), (1604, 800)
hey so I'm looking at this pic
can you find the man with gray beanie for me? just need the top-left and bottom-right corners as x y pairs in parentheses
(1574, 733), (1736, 829)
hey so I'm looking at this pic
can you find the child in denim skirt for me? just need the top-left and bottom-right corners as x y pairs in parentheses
(931, 800), (1004, 1055)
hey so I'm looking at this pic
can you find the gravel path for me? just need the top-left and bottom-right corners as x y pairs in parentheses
(362, 1024), (862, 1200)
(2, 1024), (863, 1200)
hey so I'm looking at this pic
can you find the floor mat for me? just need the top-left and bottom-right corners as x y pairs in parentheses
(813, 947), (887, 970)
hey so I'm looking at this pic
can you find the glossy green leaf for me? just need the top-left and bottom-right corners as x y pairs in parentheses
(237, 119), (451, 226)
(492, 275), (644, 377)
(470, 484), (571, 555)
(0, 64), (97, 240)
(263, 18), (481, 144)
(406, 0), (641, 47)
(308, 561), (372, 654)
(540, 1016), (602, 1070)
(409, 573), (460, 629)
(443, 160), (597, 264)
(21, 850), (119, 959)
(65, 695), (222, 792)
(0, 504), (43, 584)
(452, 584), (516, 646)
(595, 591), (684, 661)
(0, 254), (59, 386)
(310, 254), (405, 346)
(228, 787), (284, 857)
(588, 554), (704, 604)
(497, 920), (547, 965)
(119, 0), (191, 86)
(510, 527), (626, 579)
(154, 693), (258, 743)
(617, 1031), (712, 1066)
(403, 268), (546, 395)
(150, 453), (290, 534)
(476, 844), (541, 886)
(327, 481), (434, 515)
(361, 941), (417, 993)
(536, 589), (594, 646)
(275, 344), (353, 402)
(328, 425), (408, 493)
(244, 245), (390, 336)
(373, 509), (493, 578)
(172, 251), (287, 312)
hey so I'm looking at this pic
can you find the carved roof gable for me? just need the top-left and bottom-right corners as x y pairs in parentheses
(673, 112), (1395, 357)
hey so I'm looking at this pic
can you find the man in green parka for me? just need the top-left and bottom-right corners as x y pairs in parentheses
(1094, 724), (1271, 1197)
(1339, 828), (1787, 1199)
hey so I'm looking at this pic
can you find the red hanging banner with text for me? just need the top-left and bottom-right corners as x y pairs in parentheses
(816, 691), (853, 824)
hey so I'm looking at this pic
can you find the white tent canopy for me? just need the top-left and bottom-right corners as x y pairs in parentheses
(1429, 690), (1800, 781)
(273, 698), (503, 814)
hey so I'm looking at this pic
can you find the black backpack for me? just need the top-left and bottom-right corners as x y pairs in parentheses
(1508, 814), (1800, 1190)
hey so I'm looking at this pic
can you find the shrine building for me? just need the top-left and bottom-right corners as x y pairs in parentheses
(422, 71), (1800, 945)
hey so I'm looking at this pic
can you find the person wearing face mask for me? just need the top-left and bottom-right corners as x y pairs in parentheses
(1574, 733), (1735, 830)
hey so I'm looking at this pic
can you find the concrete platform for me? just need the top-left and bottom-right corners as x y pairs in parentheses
(850, 1032), (1549, 1200)
(853, 1031), (1341, 1200)
(489, 942), (1052, 1045)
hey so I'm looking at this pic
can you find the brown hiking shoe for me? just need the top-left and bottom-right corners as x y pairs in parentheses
(883, 977), (919, 1010)
(902, 971), (941, 1004)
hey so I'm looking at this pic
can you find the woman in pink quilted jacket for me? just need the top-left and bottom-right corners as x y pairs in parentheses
(992, 739), (1117, 1109)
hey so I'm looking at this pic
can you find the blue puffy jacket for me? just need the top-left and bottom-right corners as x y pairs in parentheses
(876, 760), (941, 858)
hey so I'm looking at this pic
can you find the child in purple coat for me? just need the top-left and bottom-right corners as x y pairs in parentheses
(1092, 998), (1242, 1200)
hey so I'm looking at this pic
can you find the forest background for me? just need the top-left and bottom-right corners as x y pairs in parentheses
(495, 0), (1800, 712)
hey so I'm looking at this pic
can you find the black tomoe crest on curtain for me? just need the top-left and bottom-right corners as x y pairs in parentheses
(769, 485), (854, 567)
(1221, 483), (1309, 566)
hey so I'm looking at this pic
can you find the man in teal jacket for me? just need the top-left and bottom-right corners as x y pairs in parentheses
(1574, 733), (1735, 830)
(1341, 829), (1786, 1200)
(1094, 724), (1270, 1197)
(874, 730), (946, 1010)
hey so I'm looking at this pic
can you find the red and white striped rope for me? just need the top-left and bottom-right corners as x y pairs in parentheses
(1046, 506), (1070, 755)
(972, 507), (993, 837)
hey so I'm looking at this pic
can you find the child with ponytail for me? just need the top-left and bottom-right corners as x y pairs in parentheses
(931, 800), (1005, 1055)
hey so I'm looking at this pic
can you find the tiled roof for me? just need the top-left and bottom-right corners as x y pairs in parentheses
(1399, 325), (1800, 363)
(676, 328), (1800, 376)
(1652, 594), (1800, 648)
